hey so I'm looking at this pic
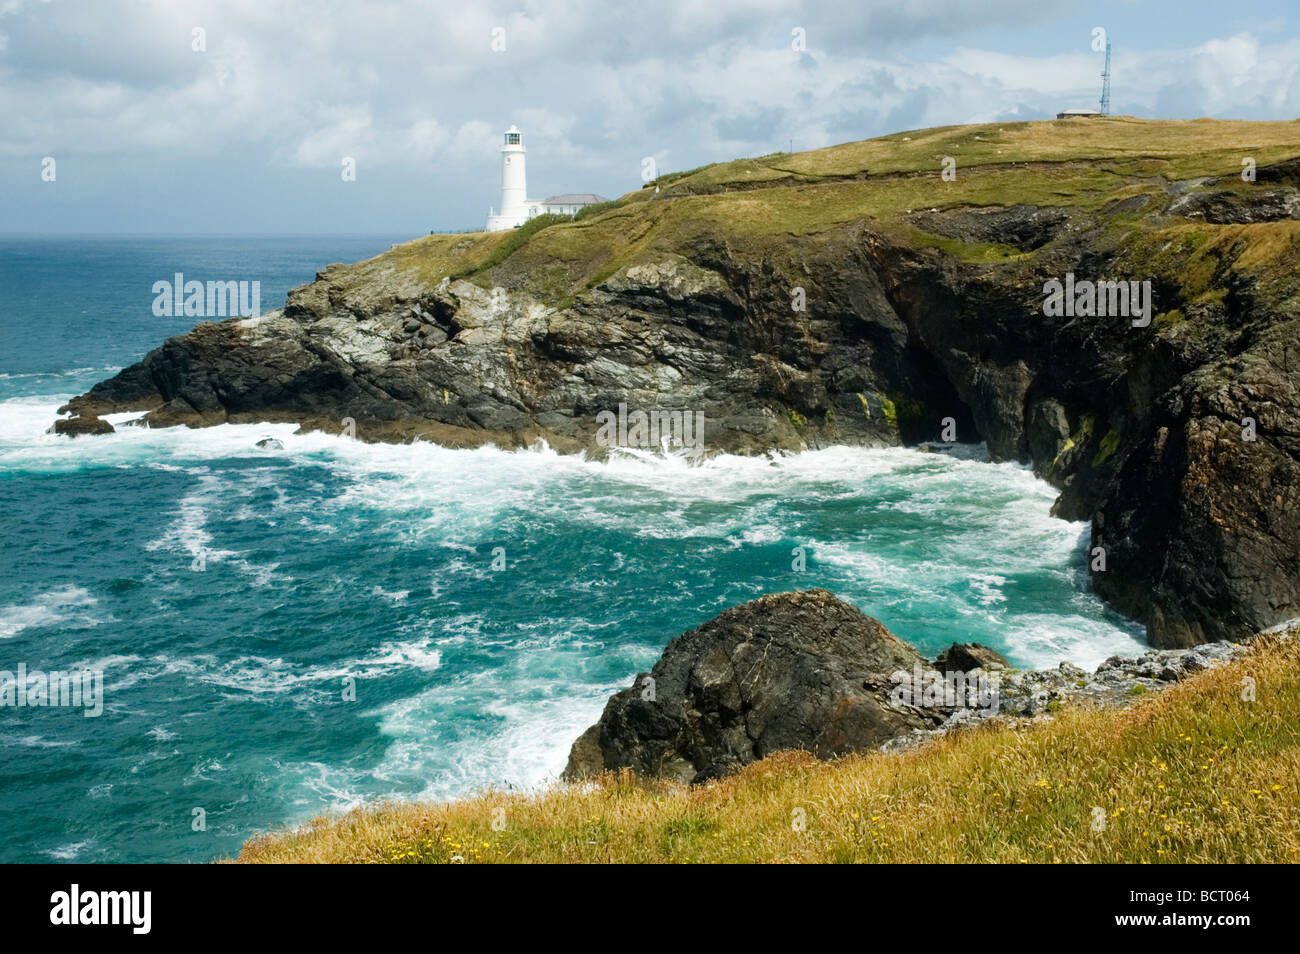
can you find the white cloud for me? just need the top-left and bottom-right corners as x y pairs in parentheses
(286, 109), (374, 167)
(2, 1), (1298, 231)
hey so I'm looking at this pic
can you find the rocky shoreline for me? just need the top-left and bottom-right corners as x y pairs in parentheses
(563, 589), (1297, 782)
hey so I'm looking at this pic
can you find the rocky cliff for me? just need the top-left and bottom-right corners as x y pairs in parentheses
(54, 118), (1300, 647)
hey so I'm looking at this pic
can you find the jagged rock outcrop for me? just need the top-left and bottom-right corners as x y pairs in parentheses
(563, 589), (944, 783)
(51, 124), (1300, 648)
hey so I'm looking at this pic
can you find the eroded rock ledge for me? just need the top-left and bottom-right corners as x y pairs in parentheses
(564, 589), (1292, 783)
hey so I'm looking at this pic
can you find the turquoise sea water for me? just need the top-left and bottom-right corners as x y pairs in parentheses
(0, 236), (1146, 863)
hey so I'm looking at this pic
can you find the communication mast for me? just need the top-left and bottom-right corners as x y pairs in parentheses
(1099, 42), (1112, 115)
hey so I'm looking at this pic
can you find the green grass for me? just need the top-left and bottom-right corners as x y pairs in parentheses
(1093, 428), (1121, 466)
(573, 198), (629, 221)
(454, 213), (574, 278)
(906, 227), (1030, 264)
(879, 394), (898, 427)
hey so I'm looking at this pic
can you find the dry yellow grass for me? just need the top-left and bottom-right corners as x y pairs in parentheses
(235, 635), (1300, 864)
(690, 116), (1300, 185)
(350, 230), (510, 286)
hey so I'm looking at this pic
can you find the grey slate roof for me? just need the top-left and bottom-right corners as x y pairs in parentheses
(541, 194), (607, 205)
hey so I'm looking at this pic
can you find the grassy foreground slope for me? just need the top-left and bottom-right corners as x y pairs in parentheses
(236, 636), (1299, 864)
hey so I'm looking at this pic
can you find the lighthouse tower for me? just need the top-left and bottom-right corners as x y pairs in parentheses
(485, 125), (539, 231)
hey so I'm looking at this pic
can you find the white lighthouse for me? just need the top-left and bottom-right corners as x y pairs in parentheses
(485, 125), (536, 231)
(484, 124), (609, 231)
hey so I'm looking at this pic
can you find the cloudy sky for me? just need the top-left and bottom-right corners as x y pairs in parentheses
(3, 0), (1299, 235)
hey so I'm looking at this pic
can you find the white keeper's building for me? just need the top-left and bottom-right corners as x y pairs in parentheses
(485, 125), (606, 231)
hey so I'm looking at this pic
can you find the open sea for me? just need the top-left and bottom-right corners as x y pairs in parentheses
(0, 235), (1146, 862)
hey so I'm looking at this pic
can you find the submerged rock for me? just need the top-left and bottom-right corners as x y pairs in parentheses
(50, 415), (115, 437)
(255, 438), (284, 449)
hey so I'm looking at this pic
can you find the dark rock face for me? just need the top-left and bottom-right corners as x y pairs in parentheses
(907, 204), (1070, 251)
(1089, 345), (1300, 647)
(562, 589), (944, 783)
(936, 642), (1009, 672)
(1168, 179), (1300, 224)
(52, 156), (1300, 648)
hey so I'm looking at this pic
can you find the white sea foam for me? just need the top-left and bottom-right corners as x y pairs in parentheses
(5, 415), (1141, 655)
(367, 670), (610, 803)
(141, 470), (290, 587)
(43, 842), (92, 860)
(10, 734), (80, 748)
(0, 366), (116, 381)
(119, 629), (448, 705)
(1001, 613), (1148, 670)
(0, 585), (102, 639)
(370, 586), (410, 605)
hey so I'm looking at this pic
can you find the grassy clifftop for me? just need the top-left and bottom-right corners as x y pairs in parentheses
(323, 116), (1300, 313)
(236, 635), (1299, 864)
